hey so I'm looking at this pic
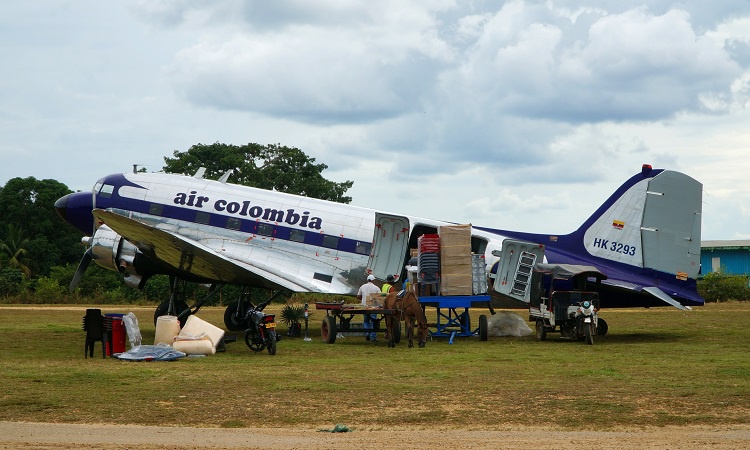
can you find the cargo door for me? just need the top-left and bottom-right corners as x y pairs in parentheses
(493, 239), (545, 303)
(368, 213), (410, 280)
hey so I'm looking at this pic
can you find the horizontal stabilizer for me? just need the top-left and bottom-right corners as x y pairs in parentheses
(643, 286), (692, 311)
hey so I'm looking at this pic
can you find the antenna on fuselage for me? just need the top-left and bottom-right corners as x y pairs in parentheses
(132, 164), (147, 174)
(218, 169), (233, 183)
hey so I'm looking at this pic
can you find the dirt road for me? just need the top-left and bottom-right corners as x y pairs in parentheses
(1, 422), (749, 449)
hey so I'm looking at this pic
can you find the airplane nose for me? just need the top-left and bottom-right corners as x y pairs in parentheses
(54, 193), (71, 222)
(54, 191), (94, 235)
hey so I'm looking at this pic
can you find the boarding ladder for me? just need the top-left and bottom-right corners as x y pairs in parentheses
(510, 251), (537, 298)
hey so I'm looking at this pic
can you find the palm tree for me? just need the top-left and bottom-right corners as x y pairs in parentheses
(0, 224), (31, 278)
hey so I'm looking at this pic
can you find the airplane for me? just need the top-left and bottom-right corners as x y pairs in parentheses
(54, 163), (703, 330)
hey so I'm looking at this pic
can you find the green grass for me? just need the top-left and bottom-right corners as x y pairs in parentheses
(0, 303), (748, 430)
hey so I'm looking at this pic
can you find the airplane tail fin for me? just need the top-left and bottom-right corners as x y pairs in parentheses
(575, 165), (702, 281)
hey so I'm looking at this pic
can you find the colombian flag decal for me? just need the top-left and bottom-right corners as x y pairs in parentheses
(612, 220), (624, 230)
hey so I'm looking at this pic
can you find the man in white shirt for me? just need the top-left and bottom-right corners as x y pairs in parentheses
(357, 274), (381, 342)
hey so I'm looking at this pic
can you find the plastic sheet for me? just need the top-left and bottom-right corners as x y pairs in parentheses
(487, 311), (533, 337)
(121, 312), (142, 348)
(115, 344), (186, 361)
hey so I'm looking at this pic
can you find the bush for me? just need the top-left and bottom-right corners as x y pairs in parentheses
(697, 271), (750, 302)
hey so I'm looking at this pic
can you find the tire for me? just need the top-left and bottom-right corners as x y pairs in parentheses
(266, 330), (277, 355)
(154, 300), (190, 327)
(321, 316), (337, 344)
(223, 302), (247, 331)
(245, 329), (264, 352)
(536, 320), (547, 341)
(460, 311), (471, 334)
(597, 318), (608, 336)
(584, 322), (594, 345)
(479, 314), (488, 341)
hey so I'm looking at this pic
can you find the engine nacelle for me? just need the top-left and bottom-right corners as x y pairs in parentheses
(88, 225), (147, 289)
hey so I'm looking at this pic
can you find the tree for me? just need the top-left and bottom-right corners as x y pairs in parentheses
(162, 143), (354, 203)
(0, 224), (31, 278)
(0, 177), (84, 277)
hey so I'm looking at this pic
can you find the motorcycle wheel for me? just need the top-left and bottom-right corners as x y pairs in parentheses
(245, 331), (265, 353)
(535, 320), (547, 341)
(266, 330), (277, 355)
(584, 322), (594, 345)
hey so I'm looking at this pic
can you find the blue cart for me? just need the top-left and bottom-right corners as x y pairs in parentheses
(419, 295), (492, 342)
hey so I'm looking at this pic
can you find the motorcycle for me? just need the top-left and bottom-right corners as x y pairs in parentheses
(576, 300), (597, 345)
(243, 299), (278, 355)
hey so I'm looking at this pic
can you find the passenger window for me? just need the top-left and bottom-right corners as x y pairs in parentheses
(196, 212), (210, 225)
(227, 217), (241, 230)
(355, 241), (371, 255)
(258, 223), (274, 236)
(322, 235), (339, 249)
(149, 204), (163, 216)
(290, 230), (306, 242)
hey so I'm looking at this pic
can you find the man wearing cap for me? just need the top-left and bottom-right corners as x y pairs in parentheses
(357, 274), (381, 342)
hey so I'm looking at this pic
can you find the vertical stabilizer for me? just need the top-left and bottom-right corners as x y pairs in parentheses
(581, 168), (702, 279)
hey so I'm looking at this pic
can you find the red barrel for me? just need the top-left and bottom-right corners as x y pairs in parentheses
(105, 313), (126, 355)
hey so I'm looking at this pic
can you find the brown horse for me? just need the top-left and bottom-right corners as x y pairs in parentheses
(384, 290), (428, 348)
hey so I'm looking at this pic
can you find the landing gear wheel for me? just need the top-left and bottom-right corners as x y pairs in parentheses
(536, 320), (547, 341)
(321, 316), (337, 344)
(224, 302), (248, 331)
(584, 322), (594, 345)
(393, 322), (401, 344)
(597, 318), (608, 336)
(154, 300), (190, 327)
(266, 330), (277, 355)
(479, 314), (488, 341)
(245, 331), (265, 353)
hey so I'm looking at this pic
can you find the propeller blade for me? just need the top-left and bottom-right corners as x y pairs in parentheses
(70, 249), (93, 292)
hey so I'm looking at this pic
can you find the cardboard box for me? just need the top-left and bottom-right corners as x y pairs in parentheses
(365, 292), (387, 306)
(440, 272), (473, 296)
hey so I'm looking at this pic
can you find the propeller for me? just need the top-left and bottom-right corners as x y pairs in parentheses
(70, 246), (93, 292)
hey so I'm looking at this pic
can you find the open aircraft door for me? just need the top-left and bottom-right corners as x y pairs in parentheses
(493, 239), (545, 303)
(368, 213), (410, 281)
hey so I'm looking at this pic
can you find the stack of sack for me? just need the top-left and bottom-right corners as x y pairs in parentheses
(155, 315), (225, 355)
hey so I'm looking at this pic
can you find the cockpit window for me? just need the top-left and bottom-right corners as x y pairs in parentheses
(99, 184), (115, 198)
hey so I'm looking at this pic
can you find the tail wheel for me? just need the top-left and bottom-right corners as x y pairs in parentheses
(266, 330), (277, 355)
(321, 316), (337, 344)
(535, 320), (547, 341)
(479, 314), (488, 341)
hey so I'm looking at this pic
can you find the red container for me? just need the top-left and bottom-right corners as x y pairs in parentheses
(105, 313), (126, 356)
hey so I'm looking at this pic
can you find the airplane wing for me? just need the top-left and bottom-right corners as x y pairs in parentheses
(91, 209), (312, 292)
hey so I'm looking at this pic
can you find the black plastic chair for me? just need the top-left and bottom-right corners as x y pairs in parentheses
(82, 309), (108, 358)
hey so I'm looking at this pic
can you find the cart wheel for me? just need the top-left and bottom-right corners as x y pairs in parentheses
(584, 322), (594, 345)
(321, 316), (337, 344)
(460, 311), (471, 333)
(536, 320), (547, 341)
(479, 314), (488, 341)
(393, 322), (401, 344)
(597, 318), (608, 336)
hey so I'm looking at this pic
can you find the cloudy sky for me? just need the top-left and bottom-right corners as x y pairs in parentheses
(2, 1), (749, 240)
